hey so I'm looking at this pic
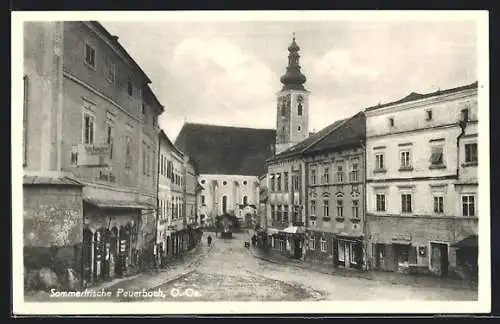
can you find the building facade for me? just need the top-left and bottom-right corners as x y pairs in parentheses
(303, 112), (366, 270)
(365, 82), (478, 279)
(175, 123), (275, 228)
(23, 21), (163, 288)
(158, 130), (187, 261)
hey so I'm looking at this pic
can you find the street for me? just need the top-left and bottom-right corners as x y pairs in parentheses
(36, 231), (477, 302)
(110, 231), (477, 302)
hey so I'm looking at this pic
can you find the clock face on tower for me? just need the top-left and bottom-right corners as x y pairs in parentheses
(297, 95), (304, 103)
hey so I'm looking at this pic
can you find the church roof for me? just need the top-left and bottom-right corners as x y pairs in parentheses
(365, 81), (478, 112)
(269, 111), (366, 162)
(174, 123), (276, 176)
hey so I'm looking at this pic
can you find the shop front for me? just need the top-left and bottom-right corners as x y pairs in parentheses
(333, 235), (363, 270)
(81, 198), (154, 286)
(283, 226), (305, 259)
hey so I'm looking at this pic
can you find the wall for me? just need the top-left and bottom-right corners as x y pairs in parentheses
(23, 21), (63, 172)
(24, 185), (83, 288)
(62, 22), (145, 118)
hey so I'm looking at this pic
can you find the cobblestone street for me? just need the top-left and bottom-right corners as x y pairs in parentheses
(33, 231), (477, 302)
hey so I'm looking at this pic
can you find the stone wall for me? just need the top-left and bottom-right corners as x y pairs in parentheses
(23, 185), (83, 291)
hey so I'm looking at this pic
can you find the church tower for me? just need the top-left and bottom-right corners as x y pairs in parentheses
(275, 34), (310, 155)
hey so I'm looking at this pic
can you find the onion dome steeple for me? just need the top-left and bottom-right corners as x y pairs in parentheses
(280, 33), (307, 91)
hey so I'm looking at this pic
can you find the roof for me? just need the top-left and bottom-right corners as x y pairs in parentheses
(174, 123), (276, 176)
(365, 81), (478, 112)
(23, 175), (84, 187)
(159, 129), (184, 158)
(83, 198), (155, 210)
(269, 118), (348, 161)
(304, 111), (366, 155)
(90, 21), (152, 84)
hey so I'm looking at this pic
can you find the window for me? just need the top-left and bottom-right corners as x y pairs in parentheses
(105, 57), (115, 83)
(401, 193), (412, 213)
(298, 125), (301, 131)
(127, 80), (133, 96)
(243, 196), (248, 205)
(375, 153), (385, 170)
(270, 174), (275, 192)
(323, 200), (330, 217)
(376, 193), (386, 212)
(201, 195), (206, 206)
(271, 205), (276, 221)
(23, 75), (29, 166)
(322, 167), (329, 184)
(142, 104), (146, 115)
(461, 108), (469, 122)
(465, 143), (478, 163)
(311, 169), (316, 185)
(153, 116), (157, 127)
(462, 195), (475, 217)
(320, 237), (327, 252)
(430, 146), (444, 165)
(350, 243), (358, 265)
(433, 194), (444, 214)
(84, 43), (96, 68)
(83, 111), (95, 145)
(276, 173), (282, 191)
(426, 109), (433, 121)
(389, 117), (394, 127)
(336, 164), (344, 183)
(223, 181), (227, 186)
(284, 172), (289, 191)
(350, 160), (359, 182)
(336, 200), (343, 218)
(309, 237), (316, 250)
(243, 180), (247, 185)
(293, 174), (299, 190)
(400, 150), (411, 169)
(201, 179), (205, 184)
(277, 205), (282, 222)
(298, 103), (303, 116)
(310, 200), (316, 216)
(338, 242), (345, 262)
(283, 205), (289, 223)
(281, 102), (286, 116)
(352, 200), (359, 218)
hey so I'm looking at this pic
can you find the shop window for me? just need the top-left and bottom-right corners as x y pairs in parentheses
(320, 237), (327, 252)
(309, 237), (316, 250)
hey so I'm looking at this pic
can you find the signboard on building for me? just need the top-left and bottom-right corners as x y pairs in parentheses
(392, 233), (412, 242)
(72, 144), (110, 167)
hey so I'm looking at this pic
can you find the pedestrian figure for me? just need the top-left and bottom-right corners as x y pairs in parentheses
(251, 234), (257, 247)
(207, 235), (212, 247)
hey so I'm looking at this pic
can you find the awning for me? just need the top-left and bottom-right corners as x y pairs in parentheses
(283, 226), (305, 234)
(452, 235), (478, 248)
(267, 228), (279, 235)
(83, 198), (155, 210)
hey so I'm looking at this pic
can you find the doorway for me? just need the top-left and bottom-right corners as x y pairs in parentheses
(430, 242), (449, 276)
(293, 237), (302, 259)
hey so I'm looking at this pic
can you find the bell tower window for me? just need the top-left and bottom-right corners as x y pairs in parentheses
(298, 103), (303, 116)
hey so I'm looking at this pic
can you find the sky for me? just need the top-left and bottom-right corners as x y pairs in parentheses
(101, 19), (477, 142)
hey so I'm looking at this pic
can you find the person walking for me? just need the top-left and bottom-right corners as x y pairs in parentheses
(207, 235), (212, 247)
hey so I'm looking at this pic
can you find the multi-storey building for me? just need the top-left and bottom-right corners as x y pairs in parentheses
(175, 123), (275, 228)
(303, 112), (366, 270)
(183, 155), (203, 248)
(365, 81), (478, 279)
(23, 21), (163, 288)
(158, 130), (186, 260)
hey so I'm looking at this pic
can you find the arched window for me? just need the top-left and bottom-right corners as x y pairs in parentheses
(243, 196), (248, 205)
(298, 103), (303, 116)
(222, 196), (228, 214)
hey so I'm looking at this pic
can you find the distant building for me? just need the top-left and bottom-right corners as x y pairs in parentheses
(23, 21), (163, 287)
(175, 123), (275, 227)
(364, 81), (478, 279)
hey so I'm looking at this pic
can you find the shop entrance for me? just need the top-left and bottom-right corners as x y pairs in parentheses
(430, 242), (449, 276)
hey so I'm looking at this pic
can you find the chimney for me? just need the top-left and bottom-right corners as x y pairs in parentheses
(111, 35), (119, 41)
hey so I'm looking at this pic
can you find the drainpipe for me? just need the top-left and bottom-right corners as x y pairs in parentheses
(360, 139), (368, 271)
(456, 120), (467, 179)
(154, 131), (160, 269)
